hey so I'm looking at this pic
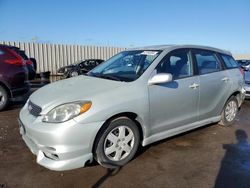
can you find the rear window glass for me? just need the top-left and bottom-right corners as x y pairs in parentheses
(194, 50), (221, 74)
(11, 48), (28, 60)
(221, 55), (239, 69)
(0, 49), (4, 55)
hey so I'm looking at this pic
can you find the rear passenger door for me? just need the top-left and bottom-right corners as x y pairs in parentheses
(192, 49), (231, 120)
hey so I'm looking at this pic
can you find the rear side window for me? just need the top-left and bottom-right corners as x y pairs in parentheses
(12, 49), (28, 60)
(221, 55), (239, 69)
(0, 49), (5, 63)
(0, 48), (13, 60)
(0, 49), (4, 55)
(194, 50), (221, 74)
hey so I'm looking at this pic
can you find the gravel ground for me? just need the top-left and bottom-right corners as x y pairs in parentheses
(0, 100), (250, 188)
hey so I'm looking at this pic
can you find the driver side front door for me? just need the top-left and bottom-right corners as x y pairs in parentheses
(148, 49), (199, 137)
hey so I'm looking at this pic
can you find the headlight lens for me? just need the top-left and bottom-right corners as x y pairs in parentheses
(42, 102), (92, 123)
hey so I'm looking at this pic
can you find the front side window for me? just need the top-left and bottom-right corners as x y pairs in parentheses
(156, 49), (193, 79)
(194, 50), (221, 74)
(88, 50), (161, 82)
(221, 54), (239, 69)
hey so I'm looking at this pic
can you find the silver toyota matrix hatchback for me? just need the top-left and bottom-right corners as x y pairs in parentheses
(19, 45), (245, 171)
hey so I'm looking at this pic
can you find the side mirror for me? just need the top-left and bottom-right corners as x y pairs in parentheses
(148, 73), (173, 85)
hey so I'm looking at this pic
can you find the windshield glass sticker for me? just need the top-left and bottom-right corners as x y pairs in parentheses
(140, 51), (158, 56)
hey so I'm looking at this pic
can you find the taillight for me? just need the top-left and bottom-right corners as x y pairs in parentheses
(26, 59), (33, 65)
(4, 48), (24, 66)
(5, 59), (23, 65)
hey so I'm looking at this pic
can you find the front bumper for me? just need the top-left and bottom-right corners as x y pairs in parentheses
(19, 105), (104, 171)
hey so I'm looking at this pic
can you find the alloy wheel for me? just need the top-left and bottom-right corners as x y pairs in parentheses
(225, 100), (237, 122)
(0, 91), (5, 105)
(104, 126), (135, 161)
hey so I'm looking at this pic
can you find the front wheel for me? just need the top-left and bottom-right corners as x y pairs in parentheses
(219, 96), (238, 126)
(93, 117), (140, 168)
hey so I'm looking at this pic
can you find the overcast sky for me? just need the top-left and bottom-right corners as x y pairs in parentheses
(0, 0), (250, 53)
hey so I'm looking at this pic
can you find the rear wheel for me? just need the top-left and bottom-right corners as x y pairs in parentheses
(0, 86), (9, 111)
(219, 96), (238, 126)
(94, 117), (140, 168)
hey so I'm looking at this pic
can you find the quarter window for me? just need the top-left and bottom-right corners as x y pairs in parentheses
(156, 49), (193, 79)
(194, 50), (221, 74)
(221, 54), (239, 69)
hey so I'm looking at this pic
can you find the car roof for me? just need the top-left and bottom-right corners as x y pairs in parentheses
(80, 59), (104, 62)
(0, 44), (19, 49)
(129, 44), (232, 56)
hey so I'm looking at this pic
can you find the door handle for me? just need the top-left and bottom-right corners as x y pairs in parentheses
(222, 77), (229, 82)
(189, 83), (199, 89)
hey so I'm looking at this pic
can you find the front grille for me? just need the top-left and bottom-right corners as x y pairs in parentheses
(28, 101), (42, 116)
(245, 81), (250, 85)
(246, 91), (250, 95)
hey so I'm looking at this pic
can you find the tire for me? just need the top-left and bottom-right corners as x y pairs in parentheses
(0, 86), (9, 111)
(219, 96), (238, 126)
(93, 117), (140, 168)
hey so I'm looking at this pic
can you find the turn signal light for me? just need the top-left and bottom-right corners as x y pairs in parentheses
(80, 102), (92, 113)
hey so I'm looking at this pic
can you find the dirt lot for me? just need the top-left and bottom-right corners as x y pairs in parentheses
(1, 100), (250, 188)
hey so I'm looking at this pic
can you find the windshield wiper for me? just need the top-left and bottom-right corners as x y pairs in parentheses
(99, 74), (121, 81)
(90, 73), (121, 81)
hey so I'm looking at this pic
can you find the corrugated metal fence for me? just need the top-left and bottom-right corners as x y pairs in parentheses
(0, 41), (126, 74)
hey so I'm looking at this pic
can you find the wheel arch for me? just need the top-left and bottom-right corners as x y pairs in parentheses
(92, 112), (145, 153)
(0, 81), (11, 98)
(220, 90), (242, 115)
(229, 90), (242, 107)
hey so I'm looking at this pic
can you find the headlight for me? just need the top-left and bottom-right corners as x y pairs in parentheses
(42, 102), (92, 123)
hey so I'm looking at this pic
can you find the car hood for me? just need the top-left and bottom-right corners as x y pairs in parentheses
(245, 71), (250, 82)
(29, 75), (125, 112)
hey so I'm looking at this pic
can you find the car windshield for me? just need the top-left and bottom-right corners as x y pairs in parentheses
(71, 60), (83, 65)
(88, 50), (161, 82)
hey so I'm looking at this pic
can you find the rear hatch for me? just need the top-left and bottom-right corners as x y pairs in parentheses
(1, 46), (29, 87)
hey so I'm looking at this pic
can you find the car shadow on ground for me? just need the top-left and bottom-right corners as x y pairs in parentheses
(3, 101), (26, 112)
(135, 122), (219, 159)
(87, 122), (219, 187)
(214, 129), (250, 188)
(91, 167), (122, 188)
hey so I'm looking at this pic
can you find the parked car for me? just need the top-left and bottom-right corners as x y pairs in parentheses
(8, 46), (36, 80)
(58, 59), (104, 78)
(19, 45), (245, 171)
(0, 45), (30, 110)
(244, 71), (250, 98)
(29, 57), (37, 72)
(237, 59), (250, 71)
